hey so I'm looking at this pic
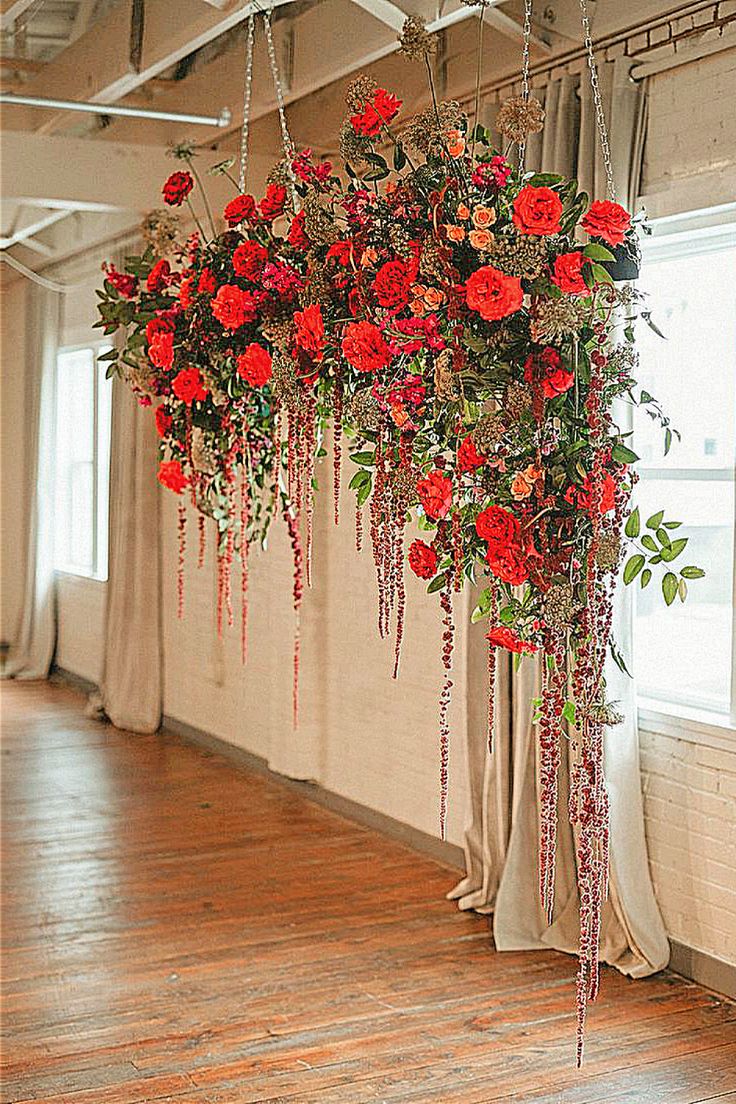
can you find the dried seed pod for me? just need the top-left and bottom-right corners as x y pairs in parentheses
(472, 413), (505, 453)
(496, 95), (545, 143)
(398, 14), (437, 60)
(543, 582), (576, 630)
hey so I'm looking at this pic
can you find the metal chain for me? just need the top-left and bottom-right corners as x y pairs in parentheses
(579, 0), (616, 200)
(238, 14), (256, 192)
(263, 7), (298, 196)
(517, 0), (533, 172)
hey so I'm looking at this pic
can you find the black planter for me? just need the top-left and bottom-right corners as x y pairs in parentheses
(601, 241), (641, 282)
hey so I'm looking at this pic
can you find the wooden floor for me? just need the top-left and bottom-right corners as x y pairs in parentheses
(2, 684), (735, 1104)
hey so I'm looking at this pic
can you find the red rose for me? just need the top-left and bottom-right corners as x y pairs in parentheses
(172, 367), (207, 406)
(211, 284), (257, 330)
(374, 259), (412, 311)
(224, 194), (256, 226)
(198, 267), (216, 294)
(475, 504), (520, 545)
(457, 434), (486, 472)
(417, 469), (453, 520)
(566, 472), (617, 514)
(552, 251), (590, 295)
(465, 265), (523, 321)
(486, 625), (537, 654)
(154, 405), (172, 438)
(232, 240), (268, 280)
(485, 542), (529, 585)
(581, 200), (631, 247)
(294, 304), (325, 361)
(157, 459), (188, 494)
(146, 314), (175, 345)
(260, 184), (287, 223)
(408, 539), (438, 579)
(350, 88), (402, 137)
(146, 259), (171, 293)
(236, 343), (272, 387)
(512, 185), (563, 236)
(149, 330), (174, 370)
(162, 171), (194, 207)
(524, 347), (574, 399)
(288, 210), (312, 251)
(341, 321), (392, 373)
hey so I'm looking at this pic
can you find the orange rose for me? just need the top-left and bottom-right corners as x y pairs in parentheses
(456, 203), (471, 221)
(423, 286), (445, 309)
(444, 223), (466, 242)
(469, 228), (494, 250)
(446, 129), (465, 157)
(361, 247), (378, 268)
(511, 464), (541, 501)
(472, 205), (496, 229)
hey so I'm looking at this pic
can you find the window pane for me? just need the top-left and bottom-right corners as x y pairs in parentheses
(96, 359), (112, 581)
(55, 348), (95, 574)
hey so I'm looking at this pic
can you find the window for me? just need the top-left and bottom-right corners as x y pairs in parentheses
(54, 345), (112, 580)
(633, 208), (736, 725)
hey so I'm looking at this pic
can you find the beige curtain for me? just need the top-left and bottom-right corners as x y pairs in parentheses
(96, 375), (162, 732)
(450, 59), (670, 978)
(3, 284), (61, 681)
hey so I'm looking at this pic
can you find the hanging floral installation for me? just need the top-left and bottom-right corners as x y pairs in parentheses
(96, 0), (704, 1063)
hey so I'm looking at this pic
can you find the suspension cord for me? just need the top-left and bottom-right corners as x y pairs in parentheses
(579, 0), (617, 200)
(263, 7), (298, 203)
(238, 14), (256, 192)
(517, 0), (533, 172)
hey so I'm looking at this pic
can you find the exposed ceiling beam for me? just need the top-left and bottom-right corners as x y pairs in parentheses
(349, 0), (408, 33)
(482, 7), (552, 51)
(0, 56), (46, 72)
(0, 208), (71, 251)
(1, 0), (37, 32)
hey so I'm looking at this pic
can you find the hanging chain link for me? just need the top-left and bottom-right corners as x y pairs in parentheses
(579, 0), (616, 201)
(238, 14), (256, 192)
(263, 6), (298, 202)
(517, 0), (533, 171)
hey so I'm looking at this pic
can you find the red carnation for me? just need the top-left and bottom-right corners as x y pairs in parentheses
(146, 258), (171, 293)
(232, 240), (268, 280)
(373, 259), (412, 312)
(417, 469), (453, 520)
(103, 263), (137, 299)
(475, 504), (520, 545)
(294, 303), (325, 361)
(223, 193), (256, 226)
(341, 321), (392, 373)
(552, 251), (590, 296)
(162, 171), (194, 207)
(524, 347), (574, 399)
(198, 267), (216, 295)
(236, 343), (272, 388)
(146, 314), (175, 345)
(178, 275), (195, 309)
(485, 542), (529, 585)
(211, 284), (257, 330)
(408, 539), (438, 580)
(512, 185), (563, 236)
(172, 367), (208, 406)
(289, 210), (312, 250)
(486, 625), (538, 654)
(465, 265), (523, 321)
(350, 88), (402, 137)
(157, 459), (188, 494)
(155, 405), (172, 438)
(259, 184), (287, 222)
(581, 200), (631, 247)
(149, 330), (175, 371)
(457, 434), (486, 473)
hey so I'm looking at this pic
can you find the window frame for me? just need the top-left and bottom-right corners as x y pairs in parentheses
(634, 204), (736, 743)
(53, 340), (112, 583)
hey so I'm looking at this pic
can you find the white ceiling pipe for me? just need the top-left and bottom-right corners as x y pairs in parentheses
(0, 91), (232, 127)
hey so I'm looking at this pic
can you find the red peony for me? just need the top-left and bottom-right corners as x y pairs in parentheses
(149, 330), (175, 370)
(373, 259), (412, 311)
(223, 193), (256, 226)
(259, 184), (287, 222)
(154, 405), (172, 438)
(465, 265), (523, 321)
(341, 321), (392, 373)
(552, 251), (590, 295)
(146, 259), (171, 293)
(457, 434), (486, 472)
(350, 88), (402, 137)
(417, 469), (453, 519)
(581, 200), (631, 246)
(162, 171), (194, 207)
(566, 472), (617, 514)
(211, 284), (257, 330)
(485, 542), (529, 585)
(236, 343), (272, 387)
(157, 459), (188, 494)
(475, 504), (520, 545)
(512, 185), (563, 236)
(486, 625), (538, 654)
(408, 539), (438, 580)
(172, 367), (207, 406)
(232, 240), (268, 280)
(294, 303), (325, 361)
(288, 210), (312, 251)
(524, 347), (574, 399)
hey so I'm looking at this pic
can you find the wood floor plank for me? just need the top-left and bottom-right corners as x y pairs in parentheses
(2, 682), (735, 1104)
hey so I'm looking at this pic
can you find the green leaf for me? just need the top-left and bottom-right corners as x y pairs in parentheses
(427, 573), (448, 594)
(664, 427), (673, 456)
(589, 261), (614, 286)
(678, 579), (688, 603)
(624, 507), (640, 538)
(97, 347), (119, 362)
(667, 537), (688, 559)
(640, 568), (652, 589)
(562, 701), (576, 725)
(662, 572), (678, 606)
(641, 534), (658, 553)
(680, 566), (705, 579)
(641, 310), (667, 340)
(623, 554), (645, 584)
(498, 606), (515, 626)
(583, 243), (616, 262)
(350, 450), (375, 466)
(646, 510), (664, 529)
(393, 144), (407, 171)
(656, 527), (671, 547)
(663, 520), (682, 529)
(612, 444), (639, 465)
